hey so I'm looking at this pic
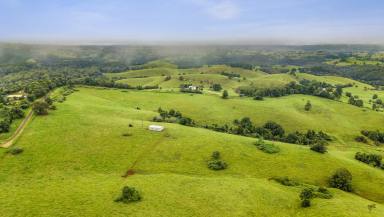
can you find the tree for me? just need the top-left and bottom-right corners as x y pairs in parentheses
(373, 94), (378, 99)
(32, 101), (49, 115)
(44, 97), (53, 105)
(9, 107), (25, 119)
(346, 92), (352, 97)
(212, 83), (222, 91)
(335, 86), (343, 98)
(329, 168), (353, 192)
(222, 90), (229, 99)
(114, 186), (141, 203)
(0, 119), (11, 133)
(208, 151), (228, 170)
(263, 121), (285, 138)
(304, 100), (312, 111)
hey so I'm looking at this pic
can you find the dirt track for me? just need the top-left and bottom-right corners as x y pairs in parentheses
(0, 110), (33, 148)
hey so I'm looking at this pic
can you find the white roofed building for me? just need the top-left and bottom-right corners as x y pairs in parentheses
(148, 125), (165, 132)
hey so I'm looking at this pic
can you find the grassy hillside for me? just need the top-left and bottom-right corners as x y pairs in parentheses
(107, 65), (266, 94)
(0, 87), (383, 217)
(74, 87), (384, 147)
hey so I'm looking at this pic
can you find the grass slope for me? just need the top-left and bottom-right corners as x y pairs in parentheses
(0, 87), (383, 217)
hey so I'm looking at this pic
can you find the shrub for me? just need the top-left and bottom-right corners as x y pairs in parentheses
(207, 151), (228, 170)
(300, 188), (314, 200)
(222, 90), (229, 99)
(255, 139), (280, 154)
(355, 152), (382, 168)
(301, 199), (311, 207)
(164, 75), (171, 81)
(211, 84), (222, 91)
(361, 130), (384, 143)
(310, 143), (327, 153)
(6, 147), (24, 155)
(122, 133), (132, 137)
(114, 186), (141, 203)
(270, 177), (299, 186)
(207, 160), (228, 170)
(300, 188), (314, 208)
(211, 151), (220, 160)
(329, 168), (353, 192)
(355, 136), (368, 143)
(253, 95), (264, 101)
(304, 100), (312, 111)
(315, 187), (333, 199)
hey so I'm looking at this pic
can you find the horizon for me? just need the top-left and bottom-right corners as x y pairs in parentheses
(1, 0), (384, 44)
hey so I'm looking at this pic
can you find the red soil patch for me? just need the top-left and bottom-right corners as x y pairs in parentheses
(122, 169), (135, 178)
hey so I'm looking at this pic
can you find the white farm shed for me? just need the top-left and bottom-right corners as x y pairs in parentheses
(148, 125), (165, 132)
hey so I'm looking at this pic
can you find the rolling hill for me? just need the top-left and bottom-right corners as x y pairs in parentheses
(1, 84), (383, 217)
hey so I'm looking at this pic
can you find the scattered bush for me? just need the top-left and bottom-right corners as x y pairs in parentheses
(355, 136), (368, 143)
(300, 188), (314, 200)
(348, 96), (364, 107)
(164, 75), (171, 81)
(361, 130), (384, 143)
(300, 188), (314, 208)
(122, 133), (132, 137)
(255, 138), (280, 154)
(315, 187), (333, 199)
(270, 177), (299, 186)
(329, 168), (353, 192)
(221, 72), (240, 79)
(222, 90), (229, 99)
(211, 83), (222, 91)
(153, 107), (194, 126)
(301, 199), (311, 207)
(207, 160), (228, 170)
(211, 151), (220, 160)
(368, 204), (376, 213)
(253, 95), (264, 101)
(310, 143), (327, 153)
(6, 147), (24, 155)
(207, 151), (228, 170)
(299, 186), (333, 208)
(114, 186), (141, 203)
(304, 100), (312, 111)
(355, 152), (382, 168)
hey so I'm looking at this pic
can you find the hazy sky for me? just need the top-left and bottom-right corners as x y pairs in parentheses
(1, 0), (384, 44)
